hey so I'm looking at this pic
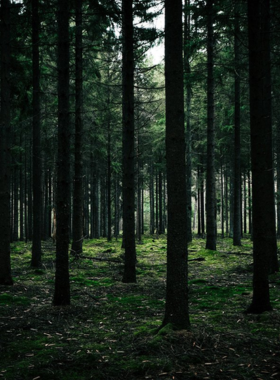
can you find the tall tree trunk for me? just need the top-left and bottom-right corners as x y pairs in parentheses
(122, 0), (136, 283)
(158, 168), (163, 234)
(247, 0), (278, 314)
(107, 122), (112, 242)
(243, 174), (247, 234)
(31, 0), (42, 267)
(205, 0), (216, 250)
(221, 166), (224, 238)
(233, 6), (242, 246)
(114, 175), (120, 238)
(53, 0), (70, 306)
(71, 0), (84, 254)
(199, 162), (205, 237)
(162, 0), (190, 330)
(13, 167), (19, 241)
(197, 166), (201, 236)
(149, 160), (155, 235)
(248, 170), (252, 235)
(0, 0), (13, 285)
(184, 0), (192, 243)
(19, 132), (24, 241)
(277, 120), (280, 237)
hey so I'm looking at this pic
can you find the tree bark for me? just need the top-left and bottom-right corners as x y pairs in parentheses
(0, 0), (13, 285)
(205, 0), (217, 250)
(71, 0), (84, 254)
(247, 0), (278, 313)
(162, 0), (190, 330)
(184, 0), (192, 243)
(53, 0), (70, 306)
(31, 0), (42, 267)
(233, 6), (242, 246)
(122, 0), (136, 283)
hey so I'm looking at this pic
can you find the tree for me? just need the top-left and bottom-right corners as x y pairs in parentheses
(31, 0), (42, 267)
(162, 0), (190, 330)
(53, 0), (71, 306)
(184, 0), (193, 243)
(247, 0), (278, 314)
(0, 0), (13, 285)
(71, 0), (84, 255)
(205, 0), (216, 251)
(122, 0), (136, 283)
(233, 4), (242, 246)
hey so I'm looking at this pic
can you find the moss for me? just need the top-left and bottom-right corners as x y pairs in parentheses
(0, 293), (30, 306)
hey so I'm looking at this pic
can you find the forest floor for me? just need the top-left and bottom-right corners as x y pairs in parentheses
(0, 235), (280, 380)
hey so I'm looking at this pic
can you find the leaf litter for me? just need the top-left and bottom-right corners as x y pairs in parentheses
(0, 236), (279, 379)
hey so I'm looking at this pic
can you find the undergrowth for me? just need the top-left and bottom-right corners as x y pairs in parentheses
(0, 236), (280, 379)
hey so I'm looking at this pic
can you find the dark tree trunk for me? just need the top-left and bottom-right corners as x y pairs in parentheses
(247, 0), (278, 314)
(136, 130), (142, 243)
(197, 166), (201, 237)
(107, 122), (112, 242)
(277, 120), (280, 237)
(233, 6), (242, 246)
(83, 176), (90, 238)
(247, 170), (252, 235)
(0, 0), (13, 285)
(220, 166), (224, 238)
(114, 175), (120, 238)
(155, 169), (159, 233)
(13, 167), (19, 241)
(28, 150), (33, 240)
(31, 0), (42, 267)
(184, 0), (192, 243)
(158, 169), (164, 234)
(162, 0), (190, 330)
(91, 157), (100, 239)
(200, 163), (205, 236)
(205, 0), (216, 250)
(243, 174), (247, 234)
(19, 132), (24, 241)
(149, 160), (155, 235)
(122, 0), (136, 283)
(71, 0), (84, 254)
(53, 0), (70, 306)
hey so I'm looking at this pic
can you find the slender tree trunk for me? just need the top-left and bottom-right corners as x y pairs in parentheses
(225, 170), (229, 236)
(114, 175), (120, 238)
(247, 0), (278, 313)
(221, 166), (224, 238)
(243, 174), (247, 234)
(162, 0), (190, 330)
(158, 169), (163, 234)
(205, 0), (216, 250)
(19, 132), (24, 241)
(107, 122), (112, 242)
(248, 170), (252, 235)
(31, 0), (42, 266)
(233, 6), (242, 246)
(53, 0), (70, 306)
(201, 164), (205, 236)
(0, 0), (13, 285)
(184, 0), (192, 243)
(13, 167), (19, 241)
(149, 160), (155, 235)
(122, 0), (136, 283)
(28, 149), (33, 240)
(71, 0), (84, 254)
(277, 119), (280, 237)
(197, 167), (201, 236)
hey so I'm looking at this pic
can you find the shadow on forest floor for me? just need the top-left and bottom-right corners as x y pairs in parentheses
(0, 236), (280, 379)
